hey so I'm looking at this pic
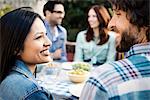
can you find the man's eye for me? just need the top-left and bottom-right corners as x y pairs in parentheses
(116, 13), (121, 15)
(115, 12), (121, 16)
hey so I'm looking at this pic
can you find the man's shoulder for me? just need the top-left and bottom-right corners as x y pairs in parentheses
(43, 19), (49, 27)
(57, 25), (67, 33)
(90, 59), (132, 83)
(94, 58), (135, 75)
(91, 56), (149, 84)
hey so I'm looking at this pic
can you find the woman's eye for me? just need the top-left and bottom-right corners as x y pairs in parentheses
(35, 36), (42, 39)
(93, 15), (97, 17)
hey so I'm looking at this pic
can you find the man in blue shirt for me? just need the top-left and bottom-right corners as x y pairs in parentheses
(43, 1), (67, 62)
(80, 0), (150, 100)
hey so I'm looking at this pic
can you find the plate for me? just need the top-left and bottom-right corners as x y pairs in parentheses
(62, 62), (73, 70)
(69, 83), (85, 97)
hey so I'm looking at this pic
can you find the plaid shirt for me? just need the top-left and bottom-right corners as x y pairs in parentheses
(80, 42), (150, 100)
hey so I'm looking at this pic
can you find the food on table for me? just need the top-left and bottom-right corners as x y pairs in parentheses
(68, 69), (88, 83)
(69, 69), (87, 75)
(72, 62), (91, 71)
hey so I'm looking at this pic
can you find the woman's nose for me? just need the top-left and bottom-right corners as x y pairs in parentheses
(43, 36), (52, 47)
(88, 16), (93, 21)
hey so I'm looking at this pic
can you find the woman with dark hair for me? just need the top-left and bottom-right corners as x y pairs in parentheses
(0, 8), (53, 99)
(74, 5), (116, 66)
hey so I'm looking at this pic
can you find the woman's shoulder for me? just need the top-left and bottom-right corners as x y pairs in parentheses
(78, 30), (87, 35)
(0, 73), (41, 98)
(108, 31), (116, 40)
(1, 73), (37, 88)
(76, 30), (87, 40)
(108, 31), (116, 36)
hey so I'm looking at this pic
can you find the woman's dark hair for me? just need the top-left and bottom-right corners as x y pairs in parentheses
(86, 5), (111, 45)
(0, 8), (43, 82)
(109, 0), (150, 41)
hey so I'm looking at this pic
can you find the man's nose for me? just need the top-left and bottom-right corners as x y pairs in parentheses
(60, 12), (65, 18)
(108, 16), (116, 31)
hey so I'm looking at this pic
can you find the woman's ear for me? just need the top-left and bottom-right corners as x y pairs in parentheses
(17, 51), (21, 56)
(14, 49), (22, 56)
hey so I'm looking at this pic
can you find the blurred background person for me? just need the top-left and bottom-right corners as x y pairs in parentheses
(0, 8), (53, 99)
(80, 0), (150, 99)
(43, 0), (67, 62)
(74, 5), (116, 66)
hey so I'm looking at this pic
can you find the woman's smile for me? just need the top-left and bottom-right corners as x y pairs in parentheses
(40, 49), (50, 56)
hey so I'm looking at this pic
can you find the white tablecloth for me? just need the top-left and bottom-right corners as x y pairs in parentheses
(36, 67), (79, 100)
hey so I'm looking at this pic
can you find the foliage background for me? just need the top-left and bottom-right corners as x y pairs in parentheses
(0, 0), (112, 42)
(0, 0), (112, 61)
(63, 0), (111, 42)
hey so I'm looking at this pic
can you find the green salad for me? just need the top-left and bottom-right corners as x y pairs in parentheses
(72, 63), (91, 71)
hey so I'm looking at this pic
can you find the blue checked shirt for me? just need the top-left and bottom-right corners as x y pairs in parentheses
(80, 42), (150, 100)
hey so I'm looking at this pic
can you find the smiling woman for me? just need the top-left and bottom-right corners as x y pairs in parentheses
(74, 5), (116, 66)
(20, 17), (52, 72)
(0, 7), (53, 100)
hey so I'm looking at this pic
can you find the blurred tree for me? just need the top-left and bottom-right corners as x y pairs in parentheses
(62, 0), (111, 42)
(0, 0), (111, 42)
(0, 4), (13, 17)
(62, 0), (112, 61)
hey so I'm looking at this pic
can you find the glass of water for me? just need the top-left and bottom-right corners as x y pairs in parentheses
(44, 62), (61, 82)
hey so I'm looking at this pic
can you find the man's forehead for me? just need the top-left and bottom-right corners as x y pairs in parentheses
(112, 5), (118, 11)
(54, 4), (64, 10)
(112, 4), (125, 12)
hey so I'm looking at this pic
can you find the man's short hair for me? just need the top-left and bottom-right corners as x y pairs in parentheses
(43, 0), (64, 16)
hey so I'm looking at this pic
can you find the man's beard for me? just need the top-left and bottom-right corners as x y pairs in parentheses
(116, 30), (139, 52)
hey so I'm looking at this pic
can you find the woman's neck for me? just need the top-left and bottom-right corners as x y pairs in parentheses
(27, 64), (36, 74)
(93, 27), (100, 38)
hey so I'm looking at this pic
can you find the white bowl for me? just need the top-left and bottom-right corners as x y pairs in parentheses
(68, 70), (88, 83)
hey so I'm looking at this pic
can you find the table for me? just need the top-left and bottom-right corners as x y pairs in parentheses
(36, 66), (80, 100)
